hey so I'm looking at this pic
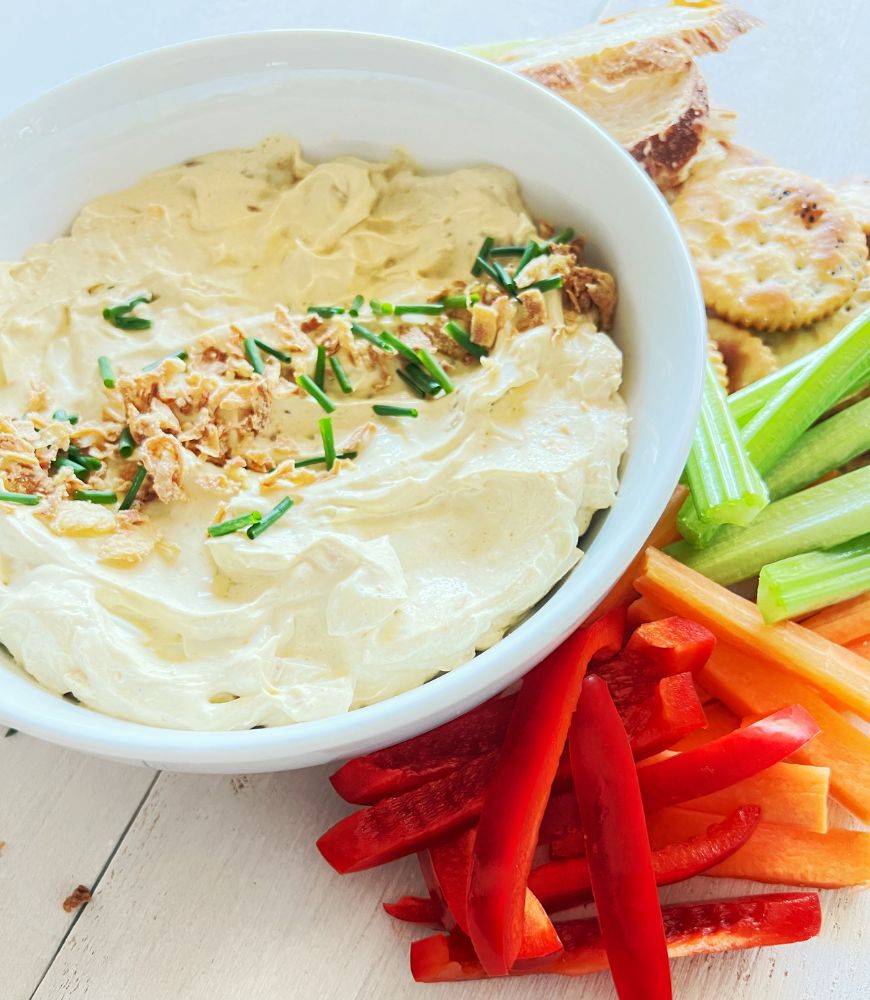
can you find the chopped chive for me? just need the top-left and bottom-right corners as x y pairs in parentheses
(52, 409), (79, 425)
(373, 404), (418, 418)
(349, 294), (365, 317)
(243, 337), (265, 375)
(118, 426), (136, 458)
(103, 295), (152, 330)
(207, 510), (262, 537)
(396, 368), (428, 399)
(247, 496), (293, 539)
(54, 457), (89, 477)
(442, 293), (481, 309)
(370, 298), (395, 315)
(393, 303), (444, 315)
(415, 349), (454, 395)
(549, 227), (575, 245)
(73, 490), (117, 504)
(444, 321), (488, 359)
(491, 260), (517, 296)
(4, 728), (17, 737)
(489, 245), (527, 257)
(329, 355), (353, 394)
(296, 374), (335, 413)
(119, 464), (147, 511)
(0, 490), (40, 506)
(307, 306), (345, 318)
(403, 363), (441, 397)
(314, 344), (327, 390)
(320, 416), (336, 471)
(350, 322), (392, 352)
(522, 276), (564, 294)
(474, 255), (505, 286)
(471, 237), (495, 276)
(66, 447), (102, 471)
(254, 339), (293, 364)
(516, 240), (546, 275)
(379, 330), (419, 363)
(98, 356), (115, 388)
(142, 350), (187, 372)
(294, 450), (357, 468)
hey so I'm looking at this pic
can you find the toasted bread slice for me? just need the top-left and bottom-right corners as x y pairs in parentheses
(475, 2), (759, 82)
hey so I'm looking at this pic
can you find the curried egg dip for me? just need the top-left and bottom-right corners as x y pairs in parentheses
(0, 136), (627, 730)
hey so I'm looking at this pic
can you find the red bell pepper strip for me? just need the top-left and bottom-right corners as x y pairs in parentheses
(624, 616), (716, 676)
(382, 895), (442, 924)
(569, 673), (672, 1000)
(529, 805), (761, 912)
(466, 607), (625, 976)
(330, 695), (516, 804)
(549, 831), (586, 859)
(638, 705), (820, 812)
(539, 790), (583, 846)
(622, 673), (708, 759)
(316, 751), (497, 873)
(410, 892), (822, 982)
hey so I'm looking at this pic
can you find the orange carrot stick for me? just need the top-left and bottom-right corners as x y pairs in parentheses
(636, 548), (870, 721)
(847, 637), (870, 661)
(647, 807), (870, 889)
(670, 702), (738, 750)
(800, 592), (870, 645)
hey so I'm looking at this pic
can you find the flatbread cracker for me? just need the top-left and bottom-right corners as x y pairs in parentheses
(760, 264), (870, 367)
(707, 317), (779, 391)
(673, 165), (868, 330)
(832, 177), (870, 247)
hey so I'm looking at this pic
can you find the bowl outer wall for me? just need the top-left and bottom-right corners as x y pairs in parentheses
(0, 30), (706, 771)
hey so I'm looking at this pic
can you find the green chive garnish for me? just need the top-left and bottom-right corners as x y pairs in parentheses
(314, 344), (327, 389)
(471, 237), (495, 276)
(396, 368), (427, 399)
(550, 227), (575, 245)
(247, 496), (293, 539)
(54, 457), (88, 477)
(66, 447), (101, 471)
(297, 374), (335, 413)
(4, 728), (17, 737)
(307, 306), (345, 318)
(489, 245), (526, 257)
(329, 355), (353, 394)
(118, 426), (136, 458)
(523, 276), (564, 294)
(370, 298), (395, 315)
(119, 465), (147, 511)
(415, 349), (454, 395)
(52, 409), (79, 425)
(142, 350), (187, 372)
(373, 404), (418, 418)
(207, 511), (262, 537)
(73, 490), (117, 504)
(444, 321), (488, 359)
(516, 240), (545, 275)
(294, 450), (357, 469)
(320, 416), (336, 471)
(244, 337), (265, 375)
(254, 339), (293, 364)
(0, 490), (40, 506)
(441, 293), (480, 310)
(350, 322), (392, 352)
(393, 303), (444, 316)
(98, 356), (115, 388)
(349, 294), (364, 317)
(401, 364), (440, 397)
(103, 295), (152, 330)
(491, 260), (517, 296)
(379, 330), (419, 363)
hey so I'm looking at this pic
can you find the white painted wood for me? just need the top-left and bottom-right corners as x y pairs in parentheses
(2, 2), (869, 999)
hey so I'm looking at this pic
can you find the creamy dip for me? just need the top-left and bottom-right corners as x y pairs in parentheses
(0, 136), (627, 730)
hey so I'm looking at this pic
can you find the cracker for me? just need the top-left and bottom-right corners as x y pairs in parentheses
(707, 338), (730, 391)
(760, 264), (870, 367)
(832, 177), (870, 246)
(672, 165), (868, 330)
(707, 317), (779, 391)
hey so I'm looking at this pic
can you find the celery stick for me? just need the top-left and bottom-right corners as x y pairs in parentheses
(757, 533), (870, 624)
(680, 362), (769, 532)
(766, 395), (870, 500)
(666, 465), (870, 585)
(727, 354), (812, 426)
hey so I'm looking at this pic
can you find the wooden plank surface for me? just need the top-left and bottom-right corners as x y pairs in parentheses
(2, 2), (870, 999)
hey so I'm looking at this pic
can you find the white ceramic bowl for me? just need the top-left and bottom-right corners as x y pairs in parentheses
(0, 30), (705, 772)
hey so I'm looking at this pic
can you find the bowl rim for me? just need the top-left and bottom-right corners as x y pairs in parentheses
(0, 28), (706, 768)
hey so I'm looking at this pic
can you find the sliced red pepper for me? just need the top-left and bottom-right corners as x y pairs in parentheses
(624, 616), (716, 676)
(316, 751), (497, 873)
(569, 674), (672, 1000)
(549, 831), (585, 859)
(466, 608), (625, 976)
(623, 672), (708, 759)
(529, 805), (761, 912)
(539, 790), (583, 847)
(382, 895), (442, 925)
(410, 893), (822, 982)
(638, 705), (820, 812)
(330, 695), (516, 805)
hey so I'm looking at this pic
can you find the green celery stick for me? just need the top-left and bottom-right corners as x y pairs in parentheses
(666, 465), (870, 585)
(757, 533), (870, 624)
(727, 354), (812, 426)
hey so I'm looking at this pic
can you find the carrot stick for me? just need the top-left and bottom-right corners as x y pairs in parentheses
(847, 637), (870, 661)
(593, 487), (687, 617)
(671, 702), (739, 750)
(647, 807), (870, 889)
(636, 548), (870, 721)
(643, 751), (829, 833)
(800, 592), (870, 645)
(699, 643), (870, 823)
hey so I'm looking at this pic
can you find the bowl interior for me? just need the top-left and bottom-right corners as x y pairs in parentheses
(0, 31), (705, 771)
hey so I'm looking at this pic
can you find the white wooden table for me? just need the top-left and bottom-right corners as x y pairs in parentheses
(1, 2), (868, 998)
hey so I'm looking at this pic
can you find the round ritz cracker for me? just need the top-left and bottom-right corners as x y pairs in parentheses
(832, 177), (870, 248)
(707, 317), (779, 391)
(672, 163), (868, 330)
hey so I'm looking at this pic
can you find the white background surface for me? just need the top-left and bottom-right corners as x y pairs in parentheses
(1, 2), (869, 999)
